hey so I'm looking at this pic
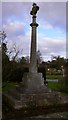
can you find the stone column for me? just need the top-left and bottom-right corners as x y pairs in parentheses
(22, 3), (45, 90)
(29, 3), (39, 73)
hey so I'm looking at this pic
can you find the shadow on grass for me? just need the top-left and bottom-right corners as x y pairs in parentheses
(48, 82), (68, 94)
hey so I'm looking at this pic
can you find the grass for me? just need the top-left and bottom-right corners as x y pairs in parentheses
(48, 82), (68, 94)
(2, 82), (17, 92)
(2, 76), (68, 94)
(46, 75), (63, 80)
(48, 82), (62, 90)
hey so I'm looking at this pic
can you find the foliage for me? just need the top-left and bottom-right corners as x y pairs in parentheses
(7, 43), (23, 61)
(38, 62), (46, 80)
(20, 57), (27, 64)
(47, 55), (66, 70)
(2, 44), (28, 82)
(63, 61), (68, 85)
(1, 32), (28, 83)
(2, 43), (10, 82)
(7, 66), (24, 82)
(46, 71), (63, 75)
(2, 43), (9, 62)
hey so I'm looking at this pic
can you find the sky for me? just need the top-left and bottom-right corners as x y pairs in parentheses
(1, 2), (67, 61)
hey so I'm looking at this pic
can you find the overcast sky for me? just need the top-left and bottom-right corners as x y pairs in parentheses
(2, 2), (66, 61)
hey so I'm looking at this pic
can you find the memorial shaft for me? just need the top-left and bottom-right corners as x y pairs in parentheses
(29, 3), (39, 73)
(29, 16), (38, 73)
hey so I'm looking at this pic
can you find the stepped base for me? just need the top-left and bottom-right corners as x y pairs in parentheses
(3, 73), (68, 110)
(3, 91), (68, 110)
(22, 72), (44, 89)
(19, 72), (51, 93)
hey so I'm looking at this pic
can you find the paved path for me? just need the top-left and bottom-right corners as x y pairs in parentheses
(47, 79), (58, 82)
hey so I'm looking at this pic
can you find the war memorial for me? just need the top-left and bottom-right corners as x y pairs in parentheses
(3, 3), (68, 119)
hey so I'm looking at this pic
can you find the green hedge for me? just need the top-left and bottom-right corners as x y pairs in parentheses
(46, 71), (63, 75)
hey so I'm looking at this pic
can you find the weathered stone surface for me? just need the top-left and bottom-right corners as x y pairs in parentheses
(2, 98), (68, 119)
(31, 112), (68, 118)
(3, 90), (68, 110)
(22, 73), (44, 89)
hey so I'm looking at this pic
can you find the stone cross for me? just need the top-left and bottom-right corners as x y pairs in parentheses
(29, 3), (39, 73)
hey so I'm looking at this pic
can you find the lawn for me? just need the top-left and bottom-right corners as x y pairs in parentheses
(48, 82), (62, 90)
(46, 75), (63, 80)
(2, 78), (68, 94)
(48, 82), (68, 94)
(2, 82), (17, 92)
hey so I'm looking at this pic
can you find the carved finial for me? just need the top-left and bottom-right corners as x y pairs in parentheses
(30, 3), (39, 16)
(33, 3), (36, 6)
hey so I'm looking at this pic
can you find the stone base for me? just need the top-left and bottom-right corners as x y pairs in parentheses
(21, 72), (51, 93)
(22, 72), (44, 88)
(3, 72), (68, 110)
(3, 91), (68, 110)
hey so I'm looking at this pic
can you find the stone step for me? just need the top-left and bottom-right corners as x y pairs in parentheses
(3, 92), (23, 109)
(7, 89), (21, 100)
(16, 86), (24, 93)
(3, 91), (68, 110)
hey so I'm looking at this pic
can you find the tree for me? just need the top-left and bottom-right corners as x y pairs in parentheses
(25, 56), (30, 63)
(20, 56), (27, 64)
(1, 31), (10, 82)
(0, 31), (6, 43)
(2, 43), (9, 64)
(48, 55), (66, 70)
(37, 50), (42, 64)
(1, 31), (9, 63)
(7, 43), (23, 61)
(64, 60), (68, 84)
(1, 31), (27, 83)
